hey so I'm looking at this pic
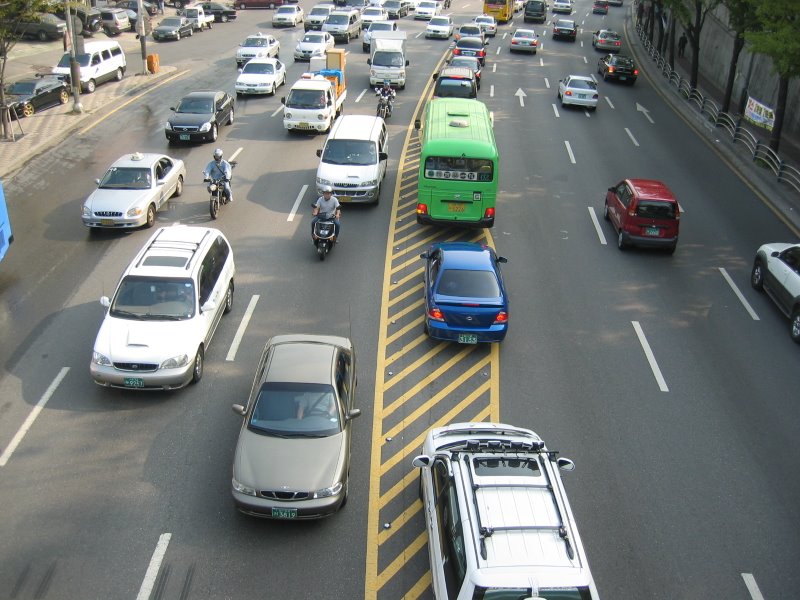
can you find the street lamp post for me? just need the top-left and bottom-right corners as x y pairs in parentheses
(137, 0), (149, 74)
(64, 0), (83, 113)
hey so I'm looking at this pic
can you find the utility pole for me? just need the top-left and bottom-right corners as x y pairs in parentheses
(64, 0), (83, 113)
(137, 0), (149, 74)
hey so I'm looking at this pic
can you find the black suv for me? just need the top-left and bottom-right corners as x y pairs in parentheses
(52, 5), (102, 36)
(597, 53), (638, 84)
(524, 0), (547, 23)
(432, 66), (478, 99)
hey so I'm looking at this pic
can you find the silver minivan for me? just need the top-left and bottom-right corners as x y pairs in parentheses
(322, 9), (361, 43)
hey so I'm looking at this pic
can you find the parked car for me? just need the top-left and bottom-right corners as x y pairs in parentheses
(152, 16), (194, 40)
(421, 242), (509, 343)
(603, 178), (680, 253)
(51, 5), (103, 36)
(231, 334), (361, 518)
(425, 15), (453, 38)
(272, 4), (304, 27)
(4, 77), (70, 119)
(552, 18), (577, 41)
(199, 2), (238, 21)
(557, 74), (598, 109)
(597, 53), (638, 83)
(751, 243), (800, 343)
(235, 58), (287, 95)
(81, 152), (186, 229)
(114, 0), (159, 17)
(99, 7), (130, 35)
(295, 31), (335, 60)
(592, 29), (622, 51)
(13, 13), (66, 42)
(236, 32), (280, 67)
(452, 36), (488, 65)
(509, 28), (539, 53)
(165, 90), (235, 143)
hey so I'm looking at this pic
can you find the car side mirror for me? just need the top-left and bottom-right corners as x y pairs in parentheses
(316, 149), (322, 157)
(379, 151), (388, 161)
(100, 296), (111, 307)
(232, 404), (246, 416)
(237, 68), (243, 74)
(419, 251), (429, 259)
(169, 106), (176, 111)
(411, 455), (431, 468)
(366, 58), (371, 65)
(201, 300), (216, 313)
(414, 118), (421, 129)
(497, 256), (508, 263)
(432, 72), (439, 80)
(608, 186), (615, 192)
(405, 59), (409, 66)
(557, 457), (576, 472)
(346, 408), (362, 421)
(95, 178), (101, 185)
(280, 96), (285, 104)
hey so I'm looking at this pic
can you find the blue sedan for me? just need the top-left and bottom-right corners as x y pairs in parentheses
(421, 242), (509, 343)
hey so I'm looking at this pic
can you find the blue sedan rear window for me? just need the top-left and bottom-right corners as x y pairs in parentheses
(438, 269), (500, 298)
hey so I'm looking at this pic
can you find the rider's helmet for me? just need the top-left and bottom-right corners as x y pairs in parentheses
(213, 148), (223, 161)
(320, 185), (333, 194)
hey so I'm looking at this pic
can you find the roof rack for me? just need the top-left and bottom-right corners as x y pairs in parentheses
(135, 227), (211, 271)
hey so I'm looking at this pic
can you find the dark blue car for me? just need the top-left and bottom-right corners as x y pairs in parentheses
(421, 242), (509, 344)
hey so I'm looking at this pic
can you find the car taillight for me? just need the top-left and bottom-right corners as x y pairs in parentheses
(428, 308), (445, 321)
(633, 68), (639, 75)
(416, 203), (429, 215)
(453, 48), (461, 55)
(484, 207), (495, 219)
(511, 39), (518, 44)
(478, 49), (485, 56)
(565, 90), (573, 96)
(494, 311), (508, 324)
(614, 41), (620, 46)
(608, 66), (615, 73)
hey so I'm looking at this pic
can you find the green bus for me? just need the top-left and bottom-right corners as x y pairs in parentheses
(415, 98), (499, 228)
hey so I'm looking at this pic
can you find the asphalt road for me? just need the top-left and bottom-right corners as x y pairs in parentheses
(1, 1), (799, 599)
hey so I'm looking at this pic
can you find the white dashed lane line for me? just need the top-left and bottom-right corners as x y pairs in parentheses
(226, 295), (261, 362)
(136, 533), (172, 600)
(719, 267), (760, 320)
(742, 573), (766, 600)
(624, 127), (639, 146)
(564, 140), (576, 163)
(588, 206), (608, 245)
(632, 321), (669, 392)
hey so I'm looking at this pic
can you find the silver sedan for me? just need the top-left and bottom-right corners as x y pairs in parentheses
(294, 31), (335, 61)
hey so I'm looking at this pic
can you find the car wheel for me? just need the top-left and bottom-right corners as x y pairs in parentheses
(59, 89), (69, 104)
(189, 28), (194, 36)
(603, 201), (610, 221)
(192, 346), (204, 383)
(617, 230), (627, 250)
(145, 204), (157, 228)
(603, 70), (608, 81)
(751, 259), (765, 291)
(85, 79), (96, 93)
(221, 14), (228, 22)
(224, 281), (234, 314)
(115, 67), (123, 81)
(239, 2), (245, 8)
(210, 124), (218, 141)
(176, 31), (181, 40)
(228, 109), (234, 125)
(173, 175), (184, 197)
(37, 30), (48, 42)
(22, 103), (34, 118)
(791, 309), (800, 343)
(423, 320), (429, 335)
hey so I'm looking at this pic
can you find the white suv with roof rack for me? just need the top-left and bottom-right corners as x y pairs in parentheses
(90, 225), (235, 391)
(412, 422), (600, 600)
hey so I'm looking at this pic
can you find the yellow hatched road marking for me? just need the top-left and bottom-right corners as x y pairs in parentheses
(383, 344), (475, 393)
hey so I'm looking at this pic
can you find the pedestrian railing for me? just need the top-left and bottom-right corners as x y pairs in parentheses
(634, 22), (800, 195)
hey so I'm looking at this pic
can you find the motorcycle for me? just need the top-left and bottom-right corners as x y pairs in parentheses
(205, 161), (236, 220)
(376, 93), (393, 119)
(312, 211), (337, 260)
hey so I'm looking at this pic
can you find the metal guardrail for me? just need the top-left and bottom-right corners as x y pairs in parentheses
(635, 22), (800, 195)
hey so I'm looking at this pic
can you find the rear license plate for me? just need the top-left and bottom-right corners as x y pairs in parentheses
(179, 134), (190, 141)
(619, 76), (627, 80)
(645, 226), (660, 236)
(447, 203), (466, 212)
(124, 377), (144, 388)
(271, 507), (297, 519)
(458, 333), (478, 344)
(578, 94), (586, 99)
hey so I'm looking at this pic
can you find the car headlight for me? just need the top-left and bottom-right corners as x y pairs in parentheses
(92, 351), (112, 366)
(199, 122), (212, 133)
(160, 354), (189, 369)
(232, 477), (257, 497)
(285, 111), (292, 119)
(316, 177), (332, 186)
(364, 179), (378, 187)
(165, 121), (173, 131)
(82, 205), (91, 217)
(311, 481), (342, 499)
(126, 206), (143, 218)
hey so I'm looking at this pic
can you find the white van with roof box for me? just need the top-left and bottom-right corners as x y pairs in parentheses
(51, 40), (126, 93)
(315, 115), (388, 204)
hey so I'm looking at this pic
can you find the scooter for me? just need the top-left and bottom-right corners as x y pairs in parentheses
(312, 211), (337, 260)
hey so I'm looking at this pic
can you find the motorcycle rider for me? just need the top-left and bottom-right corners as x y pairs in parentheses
(203, 148), (233, 203)
(312, 185), (341, 241)
(375, 80), (396, 117)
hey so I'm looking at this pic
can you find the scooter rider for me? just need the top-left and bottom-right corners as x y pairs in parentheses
(203, 148), (233, 203)
(375, 80), (396, 117)
(312, 185), (341, 240)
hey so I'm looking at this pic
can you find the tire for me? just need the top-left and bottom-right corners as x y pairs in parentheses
(208, 21), (212, 29)
(423, 320), (429, 335)
(22, 103), (34, 118)
(223, 281), (234, 314)
(59, 89), (69, 104)
(188, 28), (193, 36)
(115, 67), (123, 82)
(239, 2), (245, 8)
(191, 346), (204, 383)
(221, 14), (228, 22)
(173, 175), (184, 197)
(603, 201), (610, 220)
(37, 30), (48, 42)
(210, 195), (220, 219)
(210, 123), (218, 141)
(228, 109), (234, 125)
(751, 259), (765, 291)
(791, 309), (800, 344)
(318, 245), (326, 260)
(617, 230), (627, 250)
(85, 79), (96, 93)
(145, 204), (157, 228)
(176, 31), (181, 40)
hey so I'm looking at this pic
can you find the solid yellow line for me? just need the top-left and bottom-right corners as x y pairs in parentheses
(78, 69), (190, 136)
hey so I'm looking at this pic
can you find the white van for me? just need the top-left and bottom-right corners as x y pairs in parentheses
(322, 9), (361, 44)
(52, 40), (126, 93)
(315, 115), (388, 204)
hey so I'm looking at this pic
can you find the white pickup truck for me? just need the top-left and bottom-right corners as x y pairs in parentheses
(281, 73), (346, 133)
(181, 4), (214, 30)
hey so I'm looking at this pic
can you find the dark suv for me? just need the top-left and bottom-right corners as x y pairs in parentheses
(523, 0), (547, 22)
(52, 5), (102, 37)
(432, 67), (478, 99)
(597, 53), (638, 84)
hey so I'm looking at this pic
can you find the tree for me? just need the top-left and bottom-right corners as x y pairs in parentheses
(721, 0), (759, 113)
(0, 0), (58, 140)
(745, 0), (800, 152)
(674, 0), (722, 89)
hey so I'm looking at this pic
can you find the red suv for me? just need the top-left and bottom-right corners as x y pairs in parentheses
(604, 179), (680, 253)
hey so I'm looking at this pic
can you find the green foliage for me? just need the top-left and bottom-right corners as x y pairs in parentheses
(745, 0), (800, 77)
(0, 0), (60, 49)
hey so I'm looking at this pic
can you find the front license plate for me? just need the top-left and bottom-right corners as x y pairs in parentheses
(338, 195), (351, 202)
(124, 377), (144, 388)
(645, 226), (660, 236)
(271, 507), (297, 519)
(100, 219), (115, 226)
(179, 134), (191, 141)
(298, 122), (309, 128)
(447, 203), (466, 212)
(458, 333), (478, 344)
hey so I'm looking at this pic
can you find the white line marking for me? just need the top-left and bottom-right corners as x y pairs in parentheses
(719, 268), (760, 321)
(495, 46), (501, 55)
(356, 88), (367, 102)
(229, 147), (244, 162)
(552, 104), (559, 117)
(624, 127), (639, 146)
(588, 207), (607, 245)
(270, 105), (283, 117)
(226, 295), (260, 361)
(544, 77), (550, 88)
(742, 573), (765, 600)
(287, 184), (309, 222)
(605, 96), (615, 109)
(564, 140), (576, 163)
(632, 321), (669, 392)
(490, 84), (495, 98)
(539, 56), (544, 66)
(136, 533), (172, 600)
(0, 367), (69, 467)
(492, 63), (497, 73)
(582, 55), (588, 64)
(415, 31), (423, 38)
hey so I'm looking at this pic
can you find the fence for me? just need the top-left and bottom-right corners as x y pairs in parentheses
(635, 22), (800, 196)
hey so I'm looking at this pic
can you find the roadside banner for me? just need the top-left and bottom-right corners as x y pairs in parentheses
(744, 95), (775, 131)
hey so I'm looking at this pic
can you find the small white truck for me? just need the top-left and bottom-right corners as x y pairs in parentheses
(281, 73), (346, 133)
(367, 30), (408, 89)
(182, 4), (214, 31)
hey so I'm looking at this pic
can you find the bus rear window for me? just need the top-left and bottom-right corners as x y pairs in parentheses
(424, 157), (493, 181)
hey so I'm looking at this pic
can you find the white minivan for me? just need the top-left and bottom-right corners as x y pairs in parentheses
(52, 40), (126, 93)
(315, 115), (388, 204)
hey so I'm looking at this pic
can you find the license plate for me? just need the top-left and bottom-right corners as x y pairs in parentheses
(619, 76), (627, 80)
(179, 134), (190, 141)
(124, 377), (144, 388)
(271, 507), (297, 519)
(578, 94), (586, 99)
(644, 226), (660, 236)
(298, 122), (309, 128)
(447, 203), (466, 212)
(338, 195), (351, 202)
(458, 333), (478, 344)
(100, 219), (115, 226)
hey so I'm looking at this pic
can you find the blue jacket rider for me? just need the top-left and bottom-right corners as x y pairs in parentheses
(203, 148), (233, 202)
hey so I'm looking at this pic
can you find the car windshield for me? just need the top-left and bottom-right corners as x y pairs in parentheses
(276, 6), (294, 13)
(7, 81), (36, 95)
(429, 17), (449, 25)
(450, 58), (478, 71)
(303, 33), (325, 42)
(567, 78), (596, 90)
(244, 37), (269, 47)
(437, 269), (500, 298)
(419, 1), (436, 7)
(461, 26), (480, 34)
(371, 23), (392, 30)
(364, 8), (382, 15)
(322, 140), (377, 165)
(474, 587), (593, 600)
(384, 1), (399, 6)
(515, 30), (536, 38)
(556, 20), (574, 27)
(458, 38), (483, 49)
(435, 79), (474, 98)
(160, 17), (182, 26)
(636, 200), (676, 219)
(248, 382), (341, 437)
(99, 167), (152, 190)
(242, 62), (274, 74)
(286, 88), (326, 108)
(326, 14), (347, 24)
(58, 52), (91, 68)
(601, 31), (620, 40)
(372, 50), (405, 67)
(310, 7), (329, 14)
(176, 97), (213, 113)
(110, 276), (196, 320)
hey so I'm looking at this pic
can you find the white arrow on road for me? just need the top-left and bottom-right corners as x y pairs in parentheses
(515, 88), (527, 107)
(636, 103), (655, 123)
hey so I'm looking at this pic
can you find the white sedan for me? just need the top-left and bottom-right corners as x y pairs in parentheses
(415, 0), (440, 19)
(557, 75), (599, 110)
(294, 31), (335, 61)
(426, 15), (453, 38)
(235, 58), (287, 96)
(272, 5), (304, 27)
(81, 152), (186, 229)
(473, 14), (497, 37)
(362, 6), (389, 27)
